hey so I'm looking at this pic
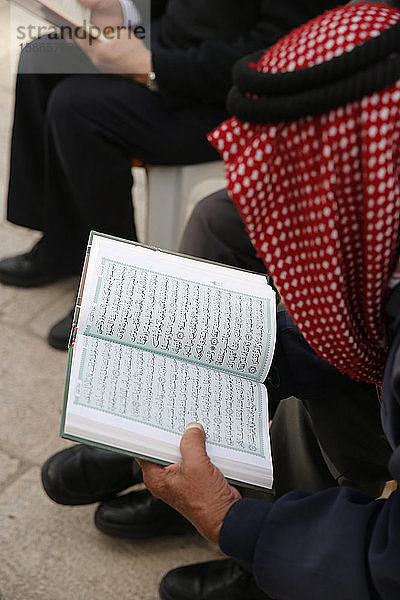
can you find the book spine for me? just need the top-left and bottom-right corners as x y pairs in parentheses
(67, 243), (91, 349)
(77, 244), (91, 307)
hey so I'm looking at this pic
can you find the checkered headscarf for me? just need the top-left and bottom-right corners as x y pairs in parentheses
(209, 2), (400, 384)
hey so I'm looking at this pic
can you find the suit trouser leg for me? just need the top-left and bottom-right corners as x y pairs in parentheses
(7, 36), (227, 276)
(179, 188), (268, 274)
(7, 37), (95, 231)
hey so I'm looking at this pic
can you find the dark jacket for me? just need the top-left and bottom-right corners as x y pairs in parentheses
(220, 284), (400, 600)
(150, 0), (340, 106)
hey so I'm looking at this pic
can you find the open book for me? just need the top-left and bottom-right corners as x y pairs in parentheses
(61, 232), (276, 489)
(11, 0), (91, 31)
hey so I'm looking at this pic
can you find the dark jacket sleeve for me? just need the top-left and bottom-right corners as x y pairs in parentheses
(150, 0), (168, 19)
(266, 311), (391, 487)
(219, 285), (400, 600)
(152, 0), (340, 106)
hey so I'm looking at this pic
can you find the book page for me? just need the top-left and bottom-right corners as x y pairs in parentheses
(68, 335), (268, 458)
(11, 0), (91, 29)
(43, 0), (90, 25)
(77, 234), (276, 382)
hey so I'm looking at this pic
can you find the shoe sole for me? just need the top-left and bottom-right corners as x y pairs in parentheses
(41, 477), (121, 505)
(94, 511), (194, 539)
(158, 581), (175, 600)
(41, 463), (127, 506)
(0, 274), (61, 287)
(47, 336), (69, 351)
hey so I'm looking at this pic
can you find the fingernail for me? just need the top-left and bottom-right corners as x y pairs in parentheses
(185, 422), (204, 431)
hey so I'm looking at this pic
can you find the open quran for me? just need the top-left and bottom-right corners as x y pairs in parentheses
(61, 232), (276, 489)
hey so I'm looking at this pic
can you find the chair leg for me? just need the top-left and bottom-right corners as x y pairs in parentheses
(180, 163), (226, 231)
(143, 162), (225, 251)
(145, 166), (183, 251)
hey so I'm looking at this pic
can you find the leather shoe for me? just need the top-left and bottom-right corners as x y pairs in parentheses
(94, 489), (193, 539)
(159, 559), (272, 600)
(47, 308), (74, 350)
(0, 239), (64, 287)
(41, 444), (142, 505)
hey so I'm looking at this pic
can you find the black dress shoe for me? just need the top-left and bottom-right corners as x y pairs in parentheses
(0, 239), (63, 287)
(47, 308), (74, 350)
(159, 559), (272, 600)
(41, 444), (142, 505)
(94, 489), (193, 539)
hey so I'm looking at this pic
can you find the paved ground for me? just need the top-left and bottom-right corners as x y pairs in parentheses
(0, 4), (223, 598)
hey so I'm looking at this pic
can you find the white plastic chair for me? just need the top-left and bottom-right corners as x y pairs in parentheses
(132, 160), (226, 251)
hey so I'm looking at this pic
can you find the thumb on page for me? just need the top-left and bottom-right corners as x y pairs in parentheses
(180, 422), (209, 468)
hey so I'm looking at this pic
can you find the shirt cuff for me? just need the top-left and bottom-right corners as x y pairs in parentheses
(118, 0), (141, 29)
(219, 498), (272, 563)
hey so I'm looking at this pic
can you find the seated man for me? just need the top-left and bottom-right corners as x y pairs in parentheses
(0, 0), (337, 350)
(41, 2), (400, 598)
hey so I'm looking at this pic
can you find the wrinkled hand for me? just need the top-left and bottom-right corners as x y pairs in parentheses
(137, 423), (242, 545)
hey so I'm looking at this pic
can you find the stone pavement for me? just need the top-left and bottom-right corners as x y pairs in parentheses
(0, 4), (223, 599)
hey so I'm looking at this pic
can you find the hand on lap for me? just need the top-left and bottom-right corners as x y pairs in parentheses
(76, 0), (152, 78)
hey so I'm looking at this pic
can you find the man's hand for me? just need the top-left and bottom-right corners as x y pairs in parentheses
(76, 29), (152, 78)
(76, 0), (152, 79)
(137, 423), (242, 545)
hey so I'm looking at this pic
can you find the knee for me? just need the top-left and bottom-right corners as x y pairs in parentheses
(188, 188), (230, 231)
(46, 76), (92, 132)
(179, 188), (230, 256)
(47, 74), (116, 135)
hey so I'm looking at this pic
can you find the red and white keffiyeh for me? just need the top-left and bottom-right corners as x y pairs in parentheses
(209, 3), (400, 384)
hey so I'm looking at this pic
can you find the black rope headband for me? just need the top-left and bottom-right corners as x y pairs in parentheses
(227, 19), (400, 123)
